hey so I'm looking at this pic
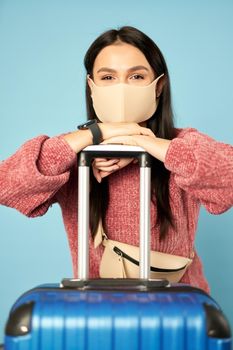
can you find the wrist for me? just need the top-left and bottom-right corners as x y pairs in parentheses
(63, 129), (93, 153)
(98, 123), (105, 140)
(135, 136), (171, 163)
(151, 138), (171, 162)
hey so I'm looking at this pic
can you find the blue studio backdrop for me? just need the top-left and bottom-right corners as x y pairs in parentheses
(0, 0), (233, 343)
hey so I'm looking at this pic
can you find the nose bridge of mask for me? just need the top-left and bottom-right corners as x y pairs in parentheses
(120, 83), (128, 121)
(108, 83), (127, 121)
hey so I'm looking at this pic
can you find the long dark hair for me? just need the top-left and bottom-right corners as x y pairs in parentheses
(84, 26), (176, 239)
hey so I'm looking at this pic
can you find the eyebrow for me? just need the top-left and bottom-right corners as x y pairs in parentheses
(96, 65), (150, 74)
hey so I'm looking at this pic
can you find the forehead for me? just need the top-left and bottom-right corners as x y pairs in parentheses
(93, 42), (152, 72)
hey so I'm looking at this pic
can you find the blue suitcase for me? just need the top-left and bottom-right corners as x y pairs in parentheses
(3, 145), (232, 350)
(4, 279), (232, 350)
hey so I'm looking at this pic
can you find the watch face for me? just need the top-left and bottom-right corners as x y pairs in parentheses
(78, 119), (96, 130)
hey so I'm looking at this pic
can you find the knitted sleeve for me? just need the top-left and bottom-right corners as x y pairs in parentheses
(164, 128), (233, 214)
(0, 135), (76, 217)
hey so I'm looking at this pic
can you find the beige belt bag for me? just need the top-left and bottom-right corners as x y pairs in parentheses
(95, 222), (193, 283)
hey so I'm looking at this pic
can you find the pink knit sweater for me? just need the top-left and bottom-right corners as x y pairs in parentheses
(1, 127), (233, 294)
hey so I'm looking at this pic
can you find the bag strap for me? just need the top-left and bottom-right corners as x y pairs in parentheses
(94, 218), (108, 248)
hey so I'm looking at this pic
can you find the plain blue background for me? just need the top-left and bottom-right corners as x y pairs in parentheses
(0, 0), (232, 343)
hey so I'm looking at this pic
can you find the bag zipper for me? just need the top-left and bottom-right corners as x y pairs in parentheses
(113, 246), (187, 273)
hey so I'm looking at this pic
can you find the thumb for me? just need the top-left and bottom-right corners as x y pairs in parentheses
(116, 158), (134, 169)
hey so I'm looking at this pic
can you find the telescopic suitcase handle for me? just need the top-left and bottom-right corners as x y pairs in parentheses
(61, 144), (169, 291)
(78, 144), (152, 280)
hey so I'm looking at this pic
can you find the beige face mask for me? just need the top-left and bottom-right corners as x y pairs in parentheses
(88, 73), (164, 123)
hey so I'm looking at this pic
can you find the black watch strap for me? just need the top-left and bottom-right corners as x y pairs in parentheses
(87, 121), (102, 145)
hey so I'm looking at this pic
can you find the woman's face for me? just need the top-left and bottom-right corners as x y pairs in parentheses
(89, 41), (156, 87)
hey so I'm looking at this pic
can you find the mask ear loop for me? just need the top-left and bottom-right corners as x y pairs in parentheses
(86, 73), (100, 122)
(87, 73), (94, 85)
(147, 74), (164, 130)
(155, 73), (165, 98)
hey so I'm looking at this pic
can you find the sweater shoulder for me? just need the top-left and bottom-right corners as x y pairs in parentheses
(172, 127), (198, 139)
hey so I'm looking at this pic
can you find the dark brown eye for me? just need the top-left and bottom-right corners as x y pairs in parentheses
(101, 76), (113, 80)
(131, 74), (144, 80)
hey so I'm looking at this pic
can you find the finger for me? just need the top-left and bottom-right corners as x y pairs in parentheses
(99, 170), (115, 178)
(93, 158), (119, 168)
(101, 136), (136, 146)
(98, 158), (134, 179)
(94, 158), (133, 178)
(92, 166), (102, 183)
(139, 126), (156, 138)
(117, 158), (134, 168)
(94, 158), (120, 163)
(99, 158), (133, 173)
(125, 123), (154, 137)
(92, 158), (108, 167)
(96, 164), (120, 172)
(93, 158), (108, 162)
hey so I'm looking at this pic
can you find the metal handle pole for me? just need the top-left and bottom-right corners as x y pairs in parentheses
(139, 166), (151, 279)
(78, 166), (90, 280)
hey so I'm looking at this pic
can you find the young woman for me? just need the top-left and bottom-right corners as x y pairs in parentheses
(0, 26), (232, 293)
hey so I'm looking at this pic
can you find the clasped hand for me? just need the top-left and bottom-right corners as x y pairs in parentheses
(92, 122), (158, 183)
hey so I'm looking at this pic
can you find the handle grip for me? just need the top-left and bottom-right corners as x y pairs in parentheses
(78, 144), (152, 167)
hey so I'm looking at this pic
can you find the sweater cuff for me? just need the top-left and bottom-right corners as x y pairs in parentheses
(164, 138), (197, 178)
(37, 136), (77, 176)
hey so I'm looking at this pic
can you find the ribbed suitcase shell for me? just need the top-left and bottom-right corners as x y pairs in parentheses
(4, 282), (232, 350)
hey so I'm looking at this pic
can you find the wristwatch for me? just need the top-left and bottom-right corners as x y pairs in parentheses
(77, 119), (103, 145)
